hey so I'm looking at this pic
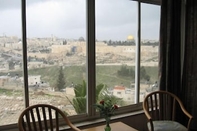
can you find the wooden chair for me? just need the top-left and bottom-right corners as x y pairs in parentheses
(18, 104), (81, 131)
(143, 90), (193, 131)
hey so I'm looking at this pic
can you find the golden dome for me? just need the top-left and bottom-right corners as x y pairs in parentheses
(127, 35), (134, 40)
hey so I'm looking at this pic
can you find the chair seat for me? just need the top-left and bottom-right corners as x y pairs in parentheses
(147, 121), (187, 131)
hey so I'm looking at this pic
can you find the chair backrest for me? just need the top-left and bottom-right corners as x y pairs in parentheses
(143, 91), (192, 122)
(143, 91), (193, 131)
(18, 104), (81, 131)
(143, 90), (187, 121)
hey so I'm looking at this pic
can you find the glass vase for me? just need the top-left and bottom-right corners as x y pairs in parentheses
(105, 125), (111, 131)
(105, 120), (111, 131)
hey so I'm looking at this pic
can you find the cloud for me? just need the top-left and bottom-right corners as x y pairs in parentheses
(0, 0), (20, 10)
(0, 9), (22, 37)
(0, 0), (51, 10)
(96, 0), (138, 40)
(0, 0), (160, 41)
(26, 0), (86, 39)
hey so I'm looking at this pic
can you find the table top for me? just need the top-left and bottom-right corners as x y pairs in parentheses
(82, 122), (138, 131)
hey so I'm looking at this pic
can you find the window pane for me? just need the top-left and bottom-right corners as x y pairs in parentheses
(0, 0), (22, 125)
(140, 3), (160, 101)
(26, 0), (86, 115)
(96, 0), (137, 106)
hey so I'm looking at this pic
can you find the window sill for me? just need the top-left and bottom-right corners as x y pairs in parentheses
(0, 110), (144, 131)
(61, 110), (144, 130)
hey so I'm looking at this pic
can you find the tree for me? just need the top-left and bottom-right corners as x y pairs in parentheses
(54, 66), (66, 91)
(140, 66), (150, 81)
(78, 37), (85, 42)
(117, 64), (129, 76)
(63, 40), (67, 45)
(117, 64), (134, 77)
(117, 65), (150, 81)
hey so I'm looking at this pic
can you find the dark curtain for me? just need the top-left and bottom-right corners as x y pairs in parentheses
(182, 0), (197, 130)
(159, 0), (182, 94)
(159, 0), (183, 125)
(159, 0), (197, 130)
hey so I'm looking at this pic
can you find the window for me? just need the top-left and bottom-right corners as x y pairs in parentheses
(0, 0), (160, 129)
(117, 92), (121, 95)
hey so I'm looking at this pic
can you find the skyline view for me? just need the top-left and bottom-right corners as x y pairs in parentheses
(0, 0), (160, 41)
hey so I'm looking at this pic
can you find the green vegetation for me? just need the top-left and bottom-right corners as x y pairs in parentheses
(72, 80), (86, 113)
(117, 64), (135, 77)
(117, 65), (150, 81)
(72, 80), (122, 114)
(140, 66), (150, 81)
(0, 88), (12, 95)
(0, 65), (158, 89)
(0, 65), (158, 113)
(0, 88), (21, 96)
(54, 66), (66, 91)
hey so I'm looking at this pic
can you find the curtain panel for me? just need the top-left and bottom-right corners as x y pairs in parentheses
(159, 0), (182, 94)
(182, 0), (197, 130)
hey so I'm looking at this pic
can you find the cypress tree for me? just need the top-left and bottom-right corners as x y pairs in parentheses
(55, 66), (66, 91)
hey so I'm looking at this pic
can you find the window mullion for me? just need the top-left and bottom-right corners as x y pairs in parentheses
(134, 1), (141, 104)
(86, 0), (96, 117)
(21, 0), (29, 108)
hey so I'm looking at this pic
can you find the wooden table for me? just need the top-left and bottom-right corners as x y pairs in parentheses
(82, 122), (138, 131)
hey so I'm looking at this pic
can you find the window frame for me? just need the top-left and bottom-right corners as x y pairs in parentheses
(0, 0), (160, 130)
(132, 0), (161, 5)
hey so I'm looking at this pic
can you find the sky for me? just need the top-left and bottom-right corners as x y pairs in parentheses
(0, 0), (160, 41)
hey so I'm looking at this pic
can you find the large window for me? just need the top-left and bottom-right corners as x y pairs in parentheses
(0, 0), (160, 129)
